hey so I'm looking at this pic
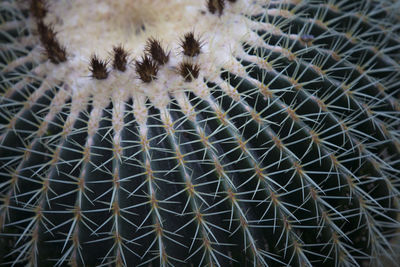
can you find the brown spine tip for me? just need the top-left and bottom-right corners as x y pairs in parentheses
(145, 38), (169, 65)
(112, 45), (129, 72)
(37, 21), (67, 64)
(207, 0), (225, 16)
(30, 0), (47, 19)
(181, 32), (202, 57)
(179, 62), (200, 82)
(89, 55), (109, 80)
(135, 55), (158, 83)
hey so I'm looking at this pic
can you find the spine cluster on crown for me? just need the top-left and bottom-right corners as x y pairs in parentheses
(30, 0), (236, 80)
(87, 33), (203, 83)
(31, 0), (66, 64)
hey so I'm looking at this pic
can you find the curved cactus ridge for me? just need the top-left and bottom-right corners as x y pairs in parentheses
(1, 0), (400, 266)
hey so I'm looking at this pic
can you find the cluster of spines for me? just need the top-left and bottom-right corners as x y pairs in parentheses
(206, 0), (237, 16)
(112, 45), (129, 72)
(31, 0), (66, 64)
(179, 62), (200, 82)
(144, 38), (170, 66)
(135, 38), (169, 83)
(180, 32), (202, 57)
(135, 54), (159, 83)
(0, 0), (399, 266)
(29, 0), (46, 20)
(89, 54), (109, 80)
(88, 34), (203, 84)
(179, 32), (202, 83)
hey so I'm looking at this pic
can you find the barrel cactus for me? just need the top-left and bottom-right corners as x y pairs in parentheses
(1, 0), (400, 266)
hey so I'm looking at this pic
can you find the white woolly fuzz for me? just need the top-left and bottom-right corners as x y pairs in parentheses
(29, 0), (258, 116)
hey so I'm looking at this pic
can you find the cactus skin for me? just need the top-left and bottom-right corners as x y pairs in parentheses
(1, 0), (400, 266)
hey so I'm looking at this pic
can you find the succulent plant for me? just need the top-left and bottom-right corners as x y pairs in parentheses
(1, 0), (400, 266)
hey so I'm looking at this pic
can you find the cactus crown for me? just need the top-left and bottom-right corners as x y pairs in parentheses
(1, 0), (400, 266)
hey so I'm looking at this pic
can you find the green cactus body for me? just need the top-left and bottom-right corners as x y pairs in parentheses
(1, 0), (400, 266)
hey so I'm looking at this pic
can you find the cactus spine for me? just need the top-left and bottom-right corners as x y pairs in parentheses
(1, 0), (400, 266)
